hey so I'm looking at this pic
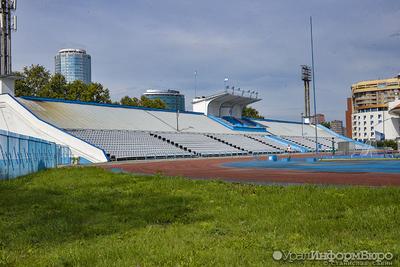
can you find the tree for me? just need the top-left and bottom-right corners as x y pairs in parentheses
(65, 80), (87, 101)
(242, 106), (264, 119)
(15, 65), (51, 97)
(140, 96), (166, 109)
(320, 121), (331, 129)
(38, 73), (67, 98)
(120, 96), (140, 106)
(14, 64), (112, 104)
(83, 82), (112, 103)
(151, 98), (167, 109)
(118, 95), (166, 109)
(376, 140), (397, 150)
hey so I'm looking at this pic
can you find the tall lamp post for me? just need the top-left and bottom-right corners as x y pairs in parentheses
(175, 94), (179, 131)
(224, 77), (228, 92)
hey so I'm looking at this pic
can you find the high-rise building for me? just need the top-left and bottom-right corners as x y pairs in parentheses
(143, 89), (185, 111)
(311, 113), (325, 124)
(330, 120), (344, 136)
(55, 49), (91, 84)
(350, 75), (400, 141)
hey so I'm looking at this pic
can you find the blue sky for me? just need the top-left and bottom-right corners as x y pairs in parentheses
(13, 0), (400, 121)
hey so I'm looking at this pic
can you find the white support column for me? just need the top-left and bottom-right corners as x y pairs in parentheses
(0, 76), (15, 95)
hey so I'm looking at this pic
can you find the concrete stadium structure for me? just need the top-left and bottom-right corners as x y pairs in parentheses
(0, 91), (370, 164)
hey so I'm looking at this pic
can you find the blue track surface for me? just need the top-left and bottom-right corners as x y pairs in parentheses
(224, 158), (400, 174)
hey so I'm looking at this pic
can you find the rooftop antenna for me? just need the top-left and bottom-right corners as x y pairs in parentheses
(0, 0), (17, 95)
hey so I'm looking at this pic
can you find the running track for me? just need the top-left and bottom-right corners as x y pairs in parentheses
(102, 156), (400, 186)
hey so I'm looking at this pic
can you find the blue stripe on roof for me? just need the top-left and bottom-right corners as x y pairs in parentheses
(20, 96), (204, 115)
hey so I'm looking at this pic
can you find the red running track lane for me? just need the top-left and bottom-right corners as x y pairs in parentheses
(101, 157), (400, 187)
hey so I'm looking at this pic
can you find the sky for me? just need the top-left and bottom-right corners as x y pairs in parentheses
(12, 0), (400, 121)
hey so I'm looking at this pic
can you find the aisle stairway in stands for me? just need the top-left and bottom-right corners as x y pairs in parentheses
(152, 132), (246, 157)
(207, 134), (284, 154)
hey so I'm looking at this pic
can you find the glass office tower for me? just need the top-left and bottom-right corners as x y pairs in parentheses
(143, 89), (185, 111)
(55, 49), (91, 84)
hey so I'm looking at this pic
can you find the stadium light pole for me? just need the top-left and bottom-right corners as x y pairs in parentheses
(301, 112), (304, 136)
(310, 16), (319, 155)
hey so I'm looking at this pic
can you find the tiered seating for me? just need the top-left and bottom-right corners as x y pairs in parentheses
(316, 137), (338, 149)
(282, 136), (331, 151)
(222, 116), (259, 127)
(153, 132), (245, 157)
(208, 134), (282, 154)
(222, 116), (241, 126)
(67, 129), (192, 160)
(240, 118), (258, 127)
(246, 135), (290, 152)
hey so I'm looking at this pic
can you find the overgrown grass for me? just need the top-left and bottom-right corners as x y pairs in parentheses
(0, 167), (399, 266)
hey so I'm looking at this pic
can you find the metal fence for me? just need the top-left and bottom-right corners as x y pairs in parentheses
(0, 130), (71, 179)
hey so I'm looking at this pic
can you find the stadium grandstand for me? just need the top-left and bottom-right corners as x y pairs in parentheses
(0, 91), (371, 164)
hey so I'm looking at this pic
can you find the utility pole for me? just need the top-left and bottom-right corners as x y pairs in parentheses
(0, 0), (17, 95)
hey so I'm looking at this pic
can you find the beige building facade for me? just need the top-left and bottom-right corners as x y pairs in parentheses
(351, 76), (400, 141)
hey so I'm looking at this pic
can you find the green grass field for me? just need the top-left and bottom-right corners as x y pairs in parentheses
(0, 167), (399, 266)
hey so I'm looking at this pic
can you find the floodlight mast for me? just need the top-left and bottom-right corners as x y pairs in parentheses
(0, 0), (17, 76)
(301, 64), (311, 121)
